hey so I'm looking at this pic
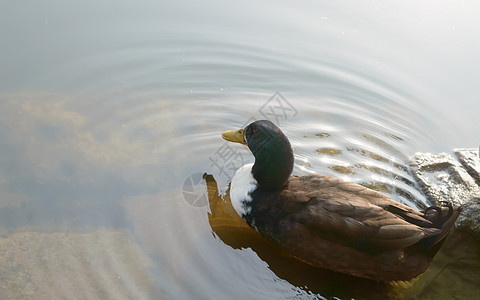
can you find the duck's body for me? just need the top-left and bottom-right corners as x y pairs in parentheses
(222, 120), (461, 281)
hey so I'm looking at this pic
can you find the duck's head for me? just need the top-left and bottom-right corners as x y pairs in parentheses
(222, 120), (294, 191)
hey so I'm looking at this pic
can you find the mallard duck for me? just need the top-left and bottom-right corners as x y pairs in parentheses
(221, 120), (461, 281)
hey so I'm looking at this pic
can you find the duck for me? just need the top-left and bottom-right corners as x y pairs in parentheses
(221, 119), (461, 281)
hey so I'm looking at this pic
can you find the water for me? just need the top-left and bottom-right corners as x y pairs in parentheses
(1, 1), (479, 299)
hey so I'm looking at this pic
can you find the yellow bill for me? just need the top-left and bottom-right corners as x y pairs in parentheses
(222, 128), (246, 145)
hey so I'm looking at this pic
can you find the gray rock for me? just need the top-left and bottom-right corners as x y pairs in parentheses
(409, 152), (480, 206)
(409, 152), (480, 239)
(455, 148), (480, 185)
(457, 196), (480, 240)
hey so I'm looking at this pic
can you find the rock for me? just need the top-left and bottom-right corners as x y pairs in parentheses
(409, 152), (480, 206)
(387, 229), (480, 300)
(414, 228), (480, 299)
(404, 151), (480, 299)
(409, 151), (480, 239)
(455, 148), (480, 185)
(456, 196), (480, 240)
(0, 229), (157, 299)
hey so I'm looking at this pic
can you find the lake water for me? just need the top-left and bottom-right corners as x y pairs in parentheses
(1, 1), (479, 299)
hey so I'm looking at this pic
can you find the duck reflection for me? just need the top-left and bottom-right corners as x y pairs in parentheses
(203, 173), (389, 299)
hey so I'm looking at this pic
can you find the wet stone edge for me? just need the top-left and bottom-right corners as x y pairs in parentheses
(409, 148), (480, 239)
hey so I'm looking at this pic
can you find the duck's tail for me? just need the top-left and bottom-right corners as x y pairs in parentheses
(416, 201), (462, 255)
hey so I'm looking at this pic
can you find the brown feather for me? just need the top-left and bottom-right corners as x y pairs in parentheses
(251, 174), (461, 281)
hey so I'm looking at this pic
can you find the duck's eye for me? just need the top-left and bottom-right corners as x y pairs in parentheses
(238, 130), (242, 134)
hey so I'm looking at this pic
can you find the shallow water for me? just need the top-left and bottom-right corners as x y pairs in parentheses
(1, 1), (479, 299)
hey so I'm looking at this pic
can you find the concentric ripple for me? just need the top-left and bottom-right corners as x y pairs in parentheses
(0, 6), (464, 296)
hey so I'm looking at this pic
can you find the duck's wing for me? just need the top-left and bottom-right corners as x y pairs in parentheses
(279, 175), (441, 252)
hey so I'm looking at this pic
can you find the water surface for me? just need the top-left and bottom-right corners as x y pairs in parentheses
(1, 1), (479, 299)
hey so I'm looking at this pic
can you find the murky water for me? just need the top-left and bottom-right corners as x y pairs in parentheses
(1, 1), (479, 299)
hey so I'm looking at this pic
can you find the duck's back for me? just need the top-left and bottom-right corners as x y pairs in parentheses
(248, 174), (460, 281)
